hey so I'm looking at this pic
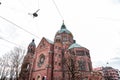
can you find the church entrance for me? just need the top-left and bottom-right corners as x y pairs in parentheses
(37, 75), (41, 80)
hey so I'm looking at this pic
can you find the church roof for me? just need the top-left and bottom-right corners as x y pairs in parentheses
(57, 22), (71, 34)
(68, 43), (82, 49)
(45, 38), (54, 44)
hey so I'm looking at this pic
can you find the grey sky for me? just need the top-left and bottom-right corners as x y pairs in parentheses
(0, 0), (120, 70)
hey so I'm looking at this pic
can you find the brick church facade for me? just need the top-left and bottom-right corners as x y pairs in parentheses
(19, 22), (98, 80)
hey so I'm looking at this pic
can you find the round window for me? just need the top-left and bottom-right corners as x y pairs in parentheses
(38, 54), (45, 67)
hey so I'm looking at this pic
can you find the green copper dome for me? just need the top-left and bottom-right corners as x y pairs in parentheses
(57, 22), (72, 34)
(68, 43), (82, 49)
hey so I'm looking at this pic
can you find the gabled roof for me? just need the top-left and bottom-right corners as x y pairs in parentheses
(45, 38), (54, 44)
(68, 43), (82, 49)
(37, 37), (53, 49)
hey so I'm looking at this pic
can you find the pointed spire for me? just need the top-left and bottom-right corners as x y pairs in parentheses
(61, 20), (66, 29)
(63, 20), (64, 24)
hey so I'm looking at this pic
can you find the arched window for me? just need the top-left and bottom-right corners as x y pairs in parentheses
(22, 63), (29, 71)
(76, 50), (85, 56)
(55, 35), (61, 43)
(86, 52), (90, 58)
(88, 62), (92, 71)
(78, 60), (86, 71)
(63, 36), (67, 42)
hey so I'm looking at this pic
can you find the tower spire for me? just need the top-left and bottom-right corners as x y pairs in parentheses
(61, 20), (66, 29)
(63, 20), (64, 24)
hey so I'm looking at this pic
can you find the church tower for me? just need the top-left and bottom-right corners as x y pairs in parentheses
(53, 22), (93, 80)
(53, 22), (74, 80)
(54, 21), (74, 48)
(19, 39), (36, 80)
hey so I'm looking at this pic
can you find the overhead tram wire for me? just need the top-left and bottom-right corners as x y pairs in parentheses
(0, 37), (25, 48)
(0, 16), (40, 39)
(51, 0), (64, 20)
(1, 38), (19, 46)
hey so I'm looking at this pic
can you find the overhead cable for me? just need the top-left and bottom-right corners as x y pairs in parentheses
(0, 37), (22, 47)
(51, 0), (64, 20)
(0, 16), (40, 39)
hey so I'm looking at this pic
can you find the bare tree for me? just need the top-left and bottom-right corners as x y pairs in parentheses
(0, 53), (10, 80)
(9, 47), (25, 80)
(0, 57), (2, 77)
(0, 47), (25, 80)
(63, 51), (86, 80)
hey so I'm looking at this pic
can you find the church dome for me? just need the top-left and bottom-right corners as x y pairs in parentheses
(57, 22), (73, 36)
(54, 21), (74, 45)
(68, 43), (82, 49)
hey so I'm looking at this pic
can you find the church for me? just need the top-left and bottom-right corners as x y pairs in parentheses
(19, 22), (99, 80)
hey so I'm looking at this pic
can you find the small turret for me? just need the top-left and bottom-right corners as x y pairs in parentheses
(27, 39), (36, 54)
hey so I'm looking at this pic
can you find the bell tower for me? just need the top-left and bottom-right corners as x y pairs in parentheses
(27, 39), (36, 54)
(53, 22), (74, 80)
(19, 39), (36, 80)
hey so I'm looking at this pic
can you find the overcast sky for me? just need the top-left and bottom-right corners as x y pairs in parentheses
(0, 0), (120, 70)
